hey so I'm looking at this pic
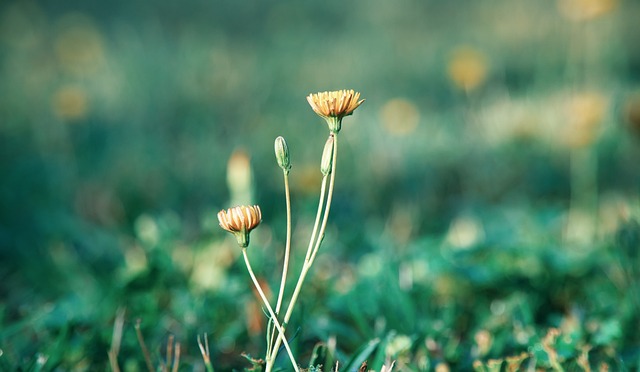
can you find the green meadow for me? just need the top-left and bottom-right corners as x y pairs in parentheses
(1, 1), (639, 370)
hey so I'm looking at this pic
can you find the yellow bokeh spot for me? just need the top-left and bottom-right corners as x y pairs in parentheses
(54, 13), (105, 75)
(563, 92), (608, 148)
(558, 0), (617, 21)
(227, 149), (254, 205)
(379, 98), (420, 136)
(447, 46), (488, 92)
(52, 84), (89, 121)
(190, 242), (234, 291)
(445, 215), (485, 250)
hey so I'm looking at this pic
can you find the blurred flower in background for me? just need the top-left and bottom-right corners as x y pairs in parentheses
(562, 91), (608, 149)
(53, 84), (89, 121)
(446, 46), (489, 93)
(227, 149), (254, 207)
(557, 0), (618, 21)
(54, 13), (106, 76)
(379, 98), (420, 136)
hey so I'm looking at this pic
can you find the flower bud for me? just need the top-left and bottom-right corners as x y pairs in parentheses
(320, 135), (334, 176)
(274, 136), (291, 174)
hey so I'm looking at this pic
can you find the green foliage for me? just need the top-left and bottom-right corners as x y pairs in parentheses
(2, 0), (640, 370)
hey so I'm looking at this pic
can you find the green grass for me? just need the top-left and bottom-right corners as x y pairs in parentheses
(1, 0), (640, 370)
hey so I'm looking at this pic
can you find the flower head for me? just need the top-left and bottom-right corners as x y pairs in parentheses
(307, 89), (365, 133)
(218, 205), (262, 248)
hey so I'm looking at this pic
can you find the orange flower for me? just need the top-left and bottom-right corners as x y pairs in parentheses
(307, 89), (364, 132)
(218, 205), (262, 247)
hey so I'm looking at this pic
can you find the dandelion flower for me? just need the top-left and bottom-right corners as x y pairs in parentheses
(307, 89), (365, 133)
(218, 205), (262, 248)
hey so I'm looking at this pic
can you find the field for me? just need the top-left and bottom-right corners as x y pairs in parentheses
(1, 0), (640, 370)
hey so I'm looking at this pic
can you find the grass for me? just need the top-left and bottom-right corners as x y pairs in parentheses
(2, 0), (640, 370)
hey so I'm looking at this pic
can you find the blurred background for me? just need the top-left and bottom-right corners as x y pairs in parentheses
(1, 0), (640, 370)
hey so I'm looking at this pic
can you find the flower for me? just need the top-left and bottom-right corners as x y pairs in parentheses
(307, 89), (365, 133)
(218, 205), (262, 248)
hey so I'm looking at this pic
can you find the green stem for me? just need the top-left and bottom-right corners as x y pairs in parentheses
(134, 320), (154, 372)
(197, 334), (215, 372)
(267, 171), (293, 360)
(268, 133), (339, 365)
(275, 172), (292, 314)
(305, 176), (328, 263)
(242, 249), (299, 372)
(310, 135), (338, 263)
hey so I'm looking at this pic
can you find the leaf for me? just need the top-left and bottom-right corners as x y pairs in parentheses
(342, 338), (380, 372)
(309, 343), (327, 369)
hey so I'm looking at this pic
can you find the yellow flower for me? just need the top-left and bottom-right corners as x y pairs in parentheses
(217, 205), (262, 248)
(307, 89), (365, 132)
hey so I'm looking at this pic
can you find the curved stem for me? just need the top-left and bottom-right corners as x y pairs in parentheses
(242, 249), (299, 372)
(268, 133), (339, 363)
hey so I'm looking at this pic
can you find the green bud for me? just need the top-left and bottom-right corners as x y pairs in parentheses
(320, 135), (334, 176)
(274, 136), (291, 174)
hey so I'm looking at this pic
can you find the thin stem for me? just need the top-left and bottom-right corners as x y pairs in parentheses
(265, 318), (274, 363)
(305, 176), (328, 263)
(310, 134), (338, 263)
(268, 171), (293, 360)
(242, 249), (299, 372)
(166, 335), (174, 370)
(108, 351), (121, 372)
(108, 307), (125, 372)
(172, 343), (181, 372)
(267, 172), (327, 366)
(275, 172), (292, 314)
(134, 319), (155, 372)
(197, 334), (215, 372)
(269, 133), (339, 364)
